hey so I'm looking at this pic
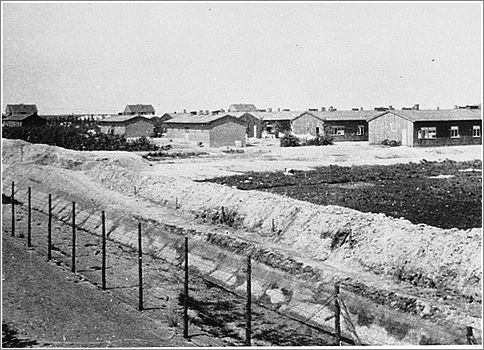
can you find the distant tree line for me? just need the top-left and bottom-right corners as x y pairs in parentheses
(2, 124), (159, 152)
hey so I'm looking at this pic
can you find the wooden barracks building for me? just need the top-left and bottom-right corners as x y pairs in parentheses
(368, 108), (482, 147)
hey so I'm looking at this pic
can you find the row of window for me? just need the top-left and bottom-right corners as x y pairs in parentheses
(329, 125), (365, 136)
(418, 125), (481, 139)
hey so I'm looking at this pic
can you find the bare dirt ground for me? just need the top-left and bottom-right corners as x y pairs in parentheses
(2, 138), (482, 346)
(149, 138), (483, 180)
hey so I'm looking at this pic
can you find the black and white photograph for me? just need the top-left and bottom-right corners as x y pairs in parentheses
(1, 0), (482, 347)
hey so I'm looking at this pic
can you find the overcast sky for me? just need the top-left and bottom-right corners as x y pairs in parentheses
(2, 1), (482, 115)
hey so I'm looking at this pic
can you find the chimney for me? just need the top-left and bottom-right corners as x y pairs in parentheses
(267, 107), (272, 112)
(278, 108), (281, 112)
(436, 106), (439, 110)
(454, 105), (458, 109)
(413, 104), (420, 110)
(205, 110), (209, 115)
(321, 107), (326, 111)
(183, 109), (186, 113)
(360, 107), (363, 111)
(199, 110), (203, 115)
(389, 105), (394, 110)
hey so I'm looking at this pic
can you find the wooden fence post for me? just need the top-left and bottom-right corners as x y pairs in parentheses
(183, 236), (189, 338)
(466, 326), (476, 345)
(101, 211), (106, 290)
(11, 181), (15, 237)
(48, 194), (52, 260)
(138, 222), (143, 311)
(71, 201), (76, 273)
(245, 255), (252, 346)
(334, 283), (341, 346)
(27, 187), (32, 247)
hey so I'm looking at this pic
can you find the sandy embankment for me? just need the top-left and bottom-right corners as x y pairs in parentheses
(2, 139), (482, 344)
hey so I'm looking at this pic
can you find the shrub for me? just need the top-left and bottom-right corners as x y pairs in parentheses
(2, 125), (159, 152)
(306, 135), (334, 146)
(280, 134), (301, 147)
(381, 139), (402, 147)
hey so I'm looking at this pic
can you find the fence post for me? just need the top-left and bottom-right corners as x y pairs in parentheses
(11, 181), (15, 237)
(183, 236), (189, 339)
(334, 283), (341, 346)
(101, 211), (106, 290)
(71, 201), (76, 273)
(466, 326), (476, 345)
(271, 218), (275, 233)
(48, 194), (52, 260)
(245, 255), (252, 346)
(27, 187), (32, 247)
(138, 222), (143, 311)
(176, 197), (179, 210)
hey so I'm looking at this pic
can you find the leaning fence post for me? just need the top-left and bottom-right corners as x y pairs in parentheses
(11, 181), (15, 237)
(101, 211), (106, 290)
(245, 255), (252, 346)
(27, 187), (32, 247)
(334, 283), (341, 346)
(71, 201), (76, 273)
(183, 236), (189, 339)
(138, 222), (143, 311)
(47, 194), (52, 260)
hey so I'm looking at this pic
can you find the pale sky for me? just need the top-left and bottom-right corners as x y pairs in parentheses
(1, 1), (482, 115)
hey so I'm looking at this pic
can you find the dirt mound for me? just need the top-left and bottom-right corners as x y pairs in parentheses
(2, 139), (481, 301)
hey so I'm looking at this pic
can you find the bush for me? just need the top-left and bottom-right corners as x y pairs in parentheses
(281, 134), (333, 147)
(2, 125), (159, 152)
(306, 135), (334, 146)
(280, 134), (301, 147)
(381, 139), (401, 147)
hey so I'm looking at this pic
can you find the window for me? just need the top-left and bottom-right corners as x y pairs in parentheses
(331, 126), (345, 136)
(418, 127), (437, 139)
(473, 125), (481, 137)
(357, 125), (364, 136)
(450, 126), (459, 138)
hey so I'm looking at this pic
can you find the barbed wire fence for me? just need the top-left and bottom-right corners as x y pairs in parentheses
(4, 180), (369, 346)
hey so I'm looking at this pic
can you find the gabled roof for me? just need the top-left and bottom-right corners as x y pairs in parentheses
(101, 115), (154, 123)
(3, 114), (43, 121)
(124, 104), (155, 114)
(230, 112), (251, 119)
(251, 111), (305, 121)
(228, 104), (257, 112)
(306, 110), (384, 121)
(5, 104), (38, 115)
(164, 113), (245, 125)
(368, 109), (482, 122)
(161, 113), (192, 119)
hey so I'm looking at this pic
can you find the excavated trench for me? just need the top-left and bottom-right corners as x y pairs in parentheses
(2, 139), (482, 345)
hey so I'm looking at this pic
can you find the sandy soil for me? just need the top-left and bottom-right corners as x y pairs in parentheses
(148, 138), (483, 180)
(2, 138), (482, 345)
(1, 206), (198, 348)
(2, 194), (339, 347)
